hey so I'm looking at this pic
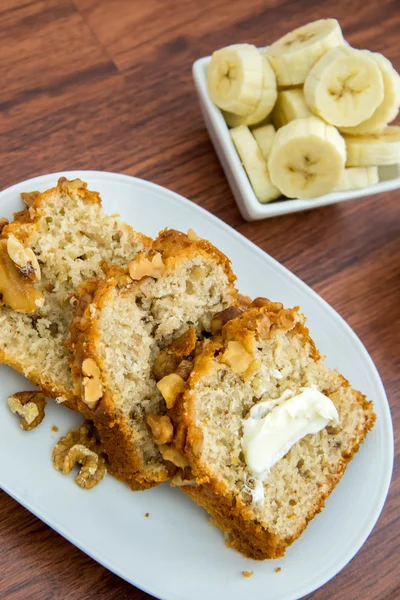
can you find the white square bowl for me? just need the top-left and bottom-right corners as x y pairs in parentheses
(193, 56), (400, 221)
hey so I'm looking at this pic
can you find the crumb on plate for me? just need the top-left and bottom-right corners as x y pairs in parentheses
(275, 567), (282, 573)
(145, 512), (150, 518)
(52, 425), (59, 432)
(242, 571), (253, 578)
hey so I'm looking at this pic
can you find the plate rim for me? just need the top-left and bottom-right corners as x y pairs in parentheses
(192, 56), (400, 221)
(0, 170), (394, 600)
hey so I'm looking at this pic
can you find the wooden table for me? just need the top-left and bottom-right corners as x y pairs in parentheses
(0, 1), (399, 598)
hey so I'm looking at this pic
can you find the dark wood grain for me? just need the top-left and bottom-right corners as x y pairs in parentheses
(0, 0), (399, 598)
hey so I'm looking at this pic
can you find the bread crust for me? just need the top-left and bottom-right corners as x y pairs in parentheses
(68, 229), (238, 490)
(0, 178), (151, 406)
(164, 301), (376, 559)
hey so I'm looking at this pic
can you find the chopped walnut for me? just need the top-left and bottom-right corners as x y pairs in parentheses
(0, 217), (9, 233)
(58, 177), (87, 190)
(211, 306), (243, 335)
(153, 349), (181, 381)
(175, 359), (193, 381)
(52, 421), (106, 489)
(238, 293), (252, 309)
(129, 252), (165, 281)
(20, 191), (40, 207)
(81, 358), (103, 409)
(7, 235), (41, 281)
(159, 445), (189, 468)
(187, 228), (200, 241)
(147, 413), (174, 444)
(221, 340), (253, 374)
(8, 391), (46, 431)
(152, 328), (196, 381)
(157, 373), (186, 408)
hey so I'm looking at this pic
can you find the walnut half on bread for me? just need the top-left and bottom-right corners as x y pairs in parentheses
(157, 300), (376, 560)
(67, 228), (238, 491)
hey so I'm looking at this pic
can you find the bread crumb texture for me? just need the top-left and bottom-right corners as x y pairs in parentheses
(165, 301), (376, 559)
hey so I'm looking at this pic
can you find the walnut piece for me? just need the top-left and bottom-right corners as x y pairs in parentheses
(211, 306), (243, 335)
(52, 421), (106, 489)
(159, 445), (189, 468)
(58, 177), (87, 190)
(0, 217), (9, 233)
(157, 373), (186, 408)
(153, 349), (180, 381)
(238, 293), (252, 309)
(20, 191), (40, 207)
(0, 238), (44, 311)
(8, 391), (46, 431)
(147, 413), (174, 444)
(81, 358), (103, 409)
(175, 359), (193, 381)
(221, 340), (253, 374)
(7, 234), (41, 281)
(187, 228), (200, 241)
(152, 328), (196, 381)
(129, 252), (166, 281)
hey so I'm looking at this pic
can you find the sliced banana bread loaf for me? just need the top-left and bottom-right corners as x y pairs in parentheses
(68, 229), (238, 490)
(157, 300), (376, 559)
(0, 178), (151, 407)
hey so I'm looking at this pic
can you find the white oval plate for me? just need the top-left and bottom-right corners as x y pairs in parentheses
(0, 171), (393, 600)
(193, 56), (400, 221)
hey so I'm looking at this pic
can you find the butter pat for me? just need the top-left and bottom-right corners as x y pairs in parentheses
(242, 386), (339, 476)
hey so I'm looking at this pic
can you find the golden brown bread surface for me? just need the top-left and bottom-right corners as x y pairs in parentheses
(67, 229), (238, 490)
(160, 300), (376, 559)
(0, 178), (150, 407)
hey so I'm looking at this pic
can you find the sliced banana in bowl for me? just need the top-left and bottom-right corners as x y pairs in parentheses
(265, 19), (345, 86)
(197, 18), (400, 217)
(345, 126), (400, 166)
(271, 88), (313, 129)
(223, 55), (277, 127)
(230, 125), (281, 203)
(304, 47), (384, 127)
(207, 44), (264, 116)
(339, 52), (400, 135)
(268, 117), (346, 199)
(335, 167), (379, 192)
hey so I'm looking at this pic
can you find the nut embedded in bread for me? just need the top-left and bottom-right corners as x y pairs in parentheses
(161, 301), (376, 559)
(67, 229), (238, 490)
(0, 178), (151, 405)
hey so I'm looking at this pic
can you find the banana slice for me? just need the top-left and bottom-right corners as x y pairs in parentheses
(340, 52), (400, 134)
(268, 117), (346, 199)
(271, 88), (313, 129)
(335, 166), (378, 191)
(345, 126), (400, 166)
(230, 125), (281, 203)
(223, 55), (277, 127)
(252, 124), (276, 160)
(207, 44), (264, 116)
(304, 47), (384, 127)
(378, 163), (400, 181)
(265, 19), (344, 86)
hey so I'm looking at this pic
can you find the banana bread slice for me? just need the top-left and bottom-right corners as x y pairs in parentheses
(158, 299), (376, 559)
(68, 229), (238, 490)
(0, 178), (151, 408)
